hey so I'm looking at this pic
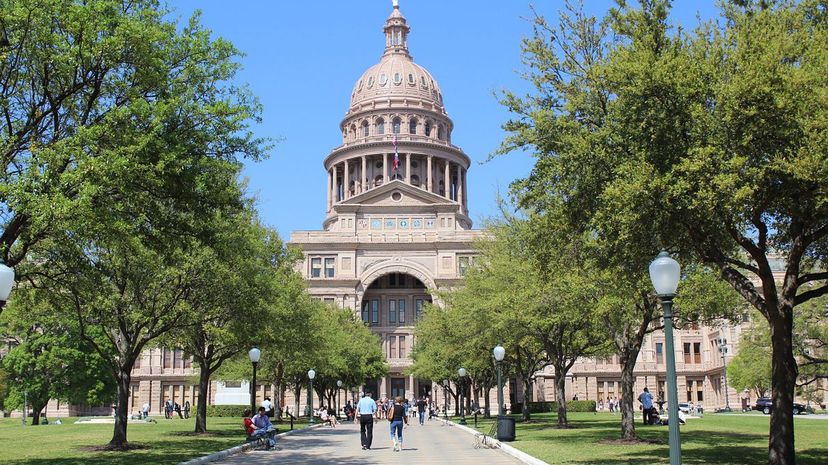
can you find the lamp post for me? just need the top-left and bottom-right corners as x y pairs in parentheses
(458, 367), (467, 425)
(442, 379), (449, 424)
(248, 348), (261, 415)
(307, 369), (316, 425)
(493, 344), (508, 440)
(0, 259), (15, 309)
(719, 339), (731, 411)
(336, 380), (343, 419)
(649, 250), (682, 465)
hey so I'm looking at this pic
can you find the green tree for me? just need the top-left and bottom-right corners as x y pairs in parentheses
(499, 2), (825, 461)
(728, 322), (773, 399)
(0, 287), (116, 424)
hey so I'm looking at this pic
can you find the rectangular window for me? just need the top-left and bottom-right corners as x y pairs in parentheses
(683, 343), (692, 364)
(311, 258), (322, 278)
(687, 381), (693, 402)
(458, 256), (470, 276)
(398, 299), (405, 324)
(390, 336), (397, 359)
(389, 300), (397, 324)
(389, 273), (397, 287)
(694, 342), (702, 364)
(399, 336), (406, 359)
(362, 301), (370, 324)
(697, 386), (704, 402)
(324, 257), (335, 278)
(174, 349), (183, 369)
(225, 381), (242, 389)
(415, 299), (424, 321)
(163, 349), (172, 369)
(372, 300), (379, 324)
(656, 342), (664, 364)
(323, 297), (335, 304)
(184, 355), (191, 369)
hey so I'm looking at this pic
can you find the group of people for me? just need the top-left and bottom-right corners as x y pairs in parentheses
(598, 396), (621, 413)
(355, 391), (412, 452)
(163, 398), (190, 419)
(638, 387), (686, 426)
(243, 407), (278, 449)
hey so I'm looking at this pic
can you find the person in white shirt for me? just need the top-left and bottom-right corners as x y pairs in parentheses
(262, 397), (273, 418)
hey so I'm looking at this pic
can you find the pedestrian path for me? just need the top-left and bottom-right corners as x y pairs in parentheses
(213, 418), (524, 465)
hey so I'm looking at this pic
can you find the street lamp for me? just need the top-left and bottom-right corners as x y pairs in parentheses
(718, 338), (731, 411)
(649, 250), (682, 465)
(458, 367), (467, 425)
(248, 347), (261, 415)
(442, 379), (449, 424)
(337, 380), (343, 419)
(307, 369), (316, 425)
(493, 344), (511, 440)
(0, 260), (15, 309)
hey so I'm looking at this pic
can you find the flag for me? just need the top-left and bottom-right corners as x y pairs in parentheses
(393, 135), (399, 172)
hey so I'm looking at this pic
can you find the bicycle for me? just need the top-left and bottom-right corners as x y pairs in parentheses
(473, 421), (498, 449)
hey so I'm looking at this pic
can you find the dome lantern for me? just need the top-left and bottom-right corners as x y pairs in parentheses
(384, 0), (410, 57)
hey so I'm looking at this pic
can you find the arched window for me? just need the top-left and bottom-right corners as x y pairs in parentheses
(350, 124), (356, 140)
(362, 121), (369, 137)
(409, 118), (417, 134)
(411, 175), (420, 187)
(392, 118), (401, 134)
(374, 175), (384, 187)
(437, 125), (444, 140)
(376, 118), (385, 135)
(424, 121), (432, 137)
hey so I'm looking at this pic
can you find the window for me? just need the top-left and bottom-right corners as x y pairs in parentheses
(425, 121), (432, 137)
(408, 73), (415, 85)
(409, 118), (417, 134)
(362, 121), (369, 137)
(163, 349), (172, 369)
(421, 76), (427, 88)
(372, 300), (379, 324)
(458, 256), (472, 276)
(399, 336), (406, 358)
(694, 342), (702, 364)
(437, 125), (444, 140)
(174, 349), (184, 369)
(390, 336), (397, 358)
(362, 301), (370, 323)
(184, 355), (191, 369)
(392, 118), (401, 134)
(398, 299), (405, 324)
(225, 381), (242, 389)
(656, 342), (664, 364)
(389, 299), (397, 324)
(324, 257), (335, 278)
(683, 343), (692, 364)
(393, 73), (402, 85)
(376, 119), (385, 135)
(415, 299), (424, 320)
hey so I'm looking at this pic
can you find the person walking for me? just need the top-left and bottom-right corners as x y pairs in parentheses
(388, 396), (408, 452)
(356, 392), (377, 450)
(416, 396), (427, 425)
(262, 396), (273, 418)
(183, 400), (191, 419)
(142, 402), (150, 420)
(638, 387), (654, 425)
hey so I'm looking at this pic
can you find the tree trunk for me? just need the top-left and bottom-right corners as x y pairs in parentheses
(484, 386), (491, 418)
(768, 310), (797, 465)
(293, 385), (301, 418)
(555, 365), (568, 427)
(521, 374), (532, 422)
(109, 371), (131, 448)
(619, 347), (639, 440)
(30, 399), (47, 426)
(195, 363), (211, 434)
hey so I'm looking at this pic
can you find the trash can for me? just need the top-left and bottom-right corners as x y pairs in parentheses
(496, 415), (516, 442)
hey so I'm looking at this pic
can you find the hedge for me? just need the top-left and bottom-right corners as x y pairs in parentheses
(206, 404), (248, 417)
(511, 400), (596, 414)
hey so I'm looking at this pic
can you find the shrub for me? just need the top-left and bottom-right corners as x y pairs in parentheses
(206, 404), (248, 417)
(510, 400), (596, 415)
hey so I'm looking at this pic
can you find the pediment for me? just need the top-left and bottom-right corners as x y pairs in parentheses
(339, 180), (454, 208)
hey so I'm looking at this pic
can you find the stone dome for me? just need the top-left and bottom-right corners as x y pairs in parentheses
(348, 2), (446, 115)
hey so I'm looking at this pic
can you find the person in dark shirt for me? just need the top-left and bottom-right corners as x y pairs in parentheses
(416, 397), (427, 425)
(388, 396), (408, 452)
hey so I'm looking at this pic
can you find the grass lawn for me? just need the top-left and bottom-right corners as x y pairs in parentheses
(471, 412), (828, 465)
(0, 416), (309, 465)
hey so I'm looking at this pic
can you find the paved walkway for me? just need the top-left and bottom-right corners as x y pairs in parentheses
(214, 418), (524, 465)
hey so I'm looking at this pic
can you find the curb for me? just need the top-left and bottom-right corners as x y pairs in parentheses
(178, 423), (324, 465)
(448, 419), (551, 465)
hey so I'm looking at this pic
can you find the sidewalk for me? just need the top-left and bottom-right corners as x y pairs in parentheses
(212, 418), (523, 464)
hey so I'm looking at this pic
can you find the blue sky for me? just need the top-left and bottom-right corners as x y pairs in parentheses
(166, 0), (719, 238)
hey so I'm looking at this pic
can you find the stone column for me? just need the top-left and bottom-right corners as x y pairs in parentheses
(457, 164), (463, 206)
(383, 153), (388, 184)
(426, 155), (433, 192)
(405, 153), (411, 184)
(327, 168), (333, 210)
(444, 161), (451, 199)
(409, 374), (415, 400)
(344, 160), (350, 199)
(361, 156), (367, 193)
(463, 168), (468, 211)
